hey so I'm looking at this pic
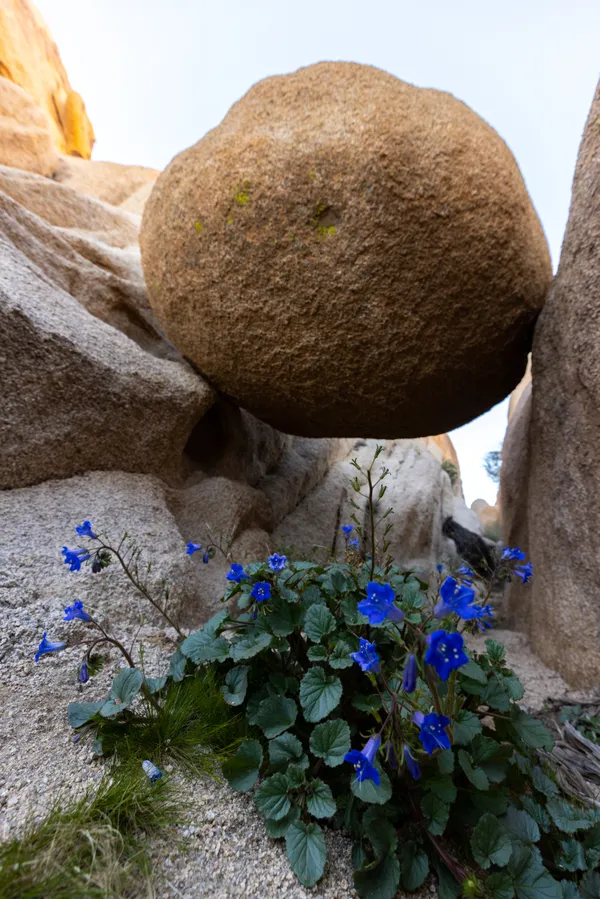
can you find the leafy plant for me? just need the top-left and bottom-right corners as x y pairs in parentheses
(442, 460), (459, 486)
(483, 450), (502, 484)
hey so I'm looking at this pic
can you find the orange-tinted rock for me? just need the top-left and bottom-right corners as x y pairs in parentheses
(141, 61), (552, 438)
(0, 0), (94, 158)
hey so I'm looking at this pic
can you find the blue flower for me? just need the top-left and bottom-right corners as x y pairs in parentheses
(75, 520), (97, 540)
(425, 630), (468, 680)
(502, 546), (526, 561)
(358, 582), (404, 625)
(226, 564), (248, 583)
(457, 563), (474, 585)
(186, 542), (202, 556)
(268, 553), (287, 572)
(403, 745), (421, 779)
(436, 563), (444, 573)
(514, 562), (533, 583)
(402, 653), (417, 693)
(341, 525), (354, 538)
(344, 735), (381, 785)
(350, 638), (380, 673)
(414, 711), (451, 754)
(434, 577), (485, 621)
(63, 600), (91, 622)
(61, 546), (91, 572)
(142, 760), (163, 783)
(348, 537), (360, 549)
(202, 551), (210, 564)
(79, 660), (89, 683)
(251, 582), (271, 603)
(35, 633), (67, 662)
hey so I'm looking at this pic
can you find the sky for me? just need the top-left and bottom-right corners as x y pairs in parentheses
(36, 0), (600, 505)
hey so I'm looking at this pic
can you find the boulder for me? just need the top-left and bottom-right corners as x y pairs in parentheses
(471, 498), (502, 541)
(53, 155), (159, 209)
(527, 80), (600, 688)
(141, 61), (552, 438)
(0, 0), (94, 157)
(0, 76), (57, 175)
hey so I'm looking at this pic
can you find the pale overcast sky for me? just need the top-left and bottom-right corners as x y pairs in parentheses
(37, 0), (600, 505)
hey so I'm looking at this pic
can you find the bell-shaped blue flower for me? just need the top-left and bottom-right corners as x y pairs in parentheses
(142, 760), (163, 782)
(75, 520), (98, 540)
(202, 551), (210, 564)
(403, 745), (421, 779)
(457, 563), (474, 585)
(502, 546), (526, 561)
(514, 562), (533, 583)
(341, 525), (354, 538)
(268, 553), (287, 572)
(61, 546), (91, 572)
(186, 542), (202, 556)
(63, 600), (91, 622)
(350, 638), (380, 673)
(79, 660), (89, 683)
(425, 629), (468, 680)
(402, 653), (417, 693)
(414, 711), (451, 754)
(348, 537), (359, 549)
(434, 576), (477, 619)
(226, 563), (248, 583)
(251, 581), (271, 603)
(358, 582), (404, 625)
(344, 735), (381, 785)
(35, 633), (67, 662)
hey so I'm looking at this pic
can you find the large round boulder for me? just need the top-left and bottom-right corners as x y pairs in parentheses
(141, 62), (552, 438)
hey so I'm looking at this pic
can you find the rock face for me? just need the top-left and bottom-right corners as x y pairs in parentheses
(527, 81), (600, 688)
(141, 61), (552, 439)
(0, 76), (57, 175)
(0, 0), (94, 157)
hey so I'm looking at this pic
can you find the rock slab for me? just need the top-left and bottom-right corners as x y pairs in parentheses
(142, 61), (552, 438)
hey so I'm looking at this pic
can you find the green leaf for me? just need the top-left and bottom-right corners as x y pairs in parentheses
(487, 872), (515, 899)
(269, 733), (308, 770)
(398, 841), (429, 891)
(486, 639), (507, 663)
(268, 596), (304, 636)
(265, 805), (301, 838)
(438, 749), (455, 774)
(351, 769), (393, 805)
(352, 694), (382, 713)
(508, 845), (562, 899)
(421, 792), (450, 836)
(472, 789), (510, 817)
(144, 675), (167, 694)
(303, 604), (337, 642)
(222, 739), (263, 792)
(100, 668), (143, 717)
(168, 647), (187, 682)
(330, 568), (349, 593)
(307, 644), (328, 662)
(481, 675), (511, 712)
(581, 872), (600, 899)
(557, 839), (586, 873)
(453, 710), (482, 745)
(221, 665), (249, 706)
(285, 821), (326, 887)
(547, 798), (594, 834)
(532, 766), (559, 797)
(181, 630), (229, 663)
(299, 667), (342, 722)
(458, 749), (489, 791)
(503, 674), (525, 701)
(307, 779), (336, 818)
(366, 818), (398, 856)
(309, 719), (351, 767)
(256, 695), (297, 739)
(254, 773), (291, 821)
(426, 774), (457, 804)
(461, 659), (488, 683)
(354, 854), (400, 899)
(520, 797), (552, 832)
(471, 736), (512, 783)
(560, 882), (580, 899)
(229, 629), (273, 661)
(67, 700), (104, 728)
(285, 763), (307, 789)
(504, 807), (540, 845)
(329, 638), (355, 669)
(471, 813), (512, 869)
(511, 708), (554, 751)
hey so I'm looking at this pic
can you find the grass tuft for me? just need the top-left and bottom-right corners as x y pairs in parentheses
(0, 761), (180, 898)
(97, 668), (246, 775)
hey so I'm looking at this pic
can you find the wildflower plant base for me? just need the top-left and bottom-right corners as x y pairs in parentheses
(41, 452), (600, 898)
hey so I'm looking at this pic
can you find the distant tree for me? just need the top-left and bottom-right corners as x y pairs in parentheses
(483, 449), (502, 483)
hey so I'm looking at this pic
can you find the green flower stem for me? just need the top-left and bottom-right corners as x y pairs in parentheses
(98, 541), (184, 639)
(425, 669), (445, 718)
(87, 617), (160, 711)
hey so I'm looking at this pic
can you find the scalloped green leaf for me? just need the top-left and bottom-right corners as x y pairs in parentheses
(229, 629), (273, 661)
(285, 821), (326, 887)
(100, 668), (143, 717)
(453, 710), (482, 745)
(306, 779), (336, 819)
(222, 739), (263, 792)
(350, 769), (392, 805)
(67, 700), (104, 728)
(269, 733), (308, 770)
(303, 604), (336, 643)
(471, 813), (512, 869)
(354, 853), (400, 899)
(299, 667), (342, 723)
(309, 719), (351, 767)
(254, 772), (291, 821)
(221, 665), (250, 706)
(256, 695), (297, 739)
